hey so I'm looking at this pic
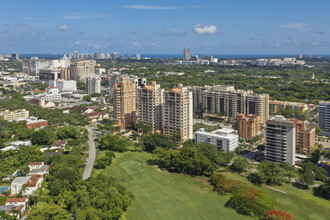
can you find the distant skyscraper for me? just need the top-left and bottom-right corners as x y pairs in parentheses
(183, 48), (191, 60)
(298, 54), (303, 59)
(136, 54), (141, 60)
(163, 83), (193, 142)
(73, 51), (79, 59)
(113, 76), (136, 129)
(11, 53), (19, 60)
(319, 101), (330, 131)
(308, 54), (312, 59)
(111, 52), (119, 59)
(86, 76), (101, 94)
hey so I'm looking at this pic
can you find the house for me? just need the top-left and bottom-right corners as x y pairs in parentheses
(0, 141), (32, 152)
(87, 111), (109, 122)
(0, 198), (28, 219)
(89, 105), (106, 111)
(11, 176), (31, 195)
(28, 162), (50, 176)
(22, 175), (43, 196)
(40, 140), (67, 152)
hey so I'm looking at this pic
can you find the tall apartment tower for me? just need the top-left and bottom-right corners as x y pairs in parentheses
(265, 115), (296, 165)
(86, 76), (101, 94)
(319, 101), (330, 131)
(70, 60), (96, 82)
(183, 48), (191, 60)
(113, 76), (136, 129)
(163, 83), (193, 142)
(140, 81), (164, 133)
(246, 93), (269, 124)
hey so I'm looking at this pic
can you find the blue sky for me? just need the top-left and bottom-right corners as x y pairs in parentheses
(0, 0), (330, 54)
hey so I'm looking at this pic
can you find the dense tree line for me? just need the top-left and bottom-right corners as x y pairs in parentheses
(153, 142), (234, 176)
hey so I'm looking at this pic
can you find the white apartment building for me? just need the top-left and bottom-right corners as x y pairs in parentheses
(70, 60), (96, 82)
(195, 128), (239, 152)
(49, 79), (77, 92)
(265, 115), (296, 165)
(139, 81), (164, 133)
(163, 83), (193, 142)
(86, 76), (101, 94)
(22, 55), (70, 75)
(33, 87), (61, 102)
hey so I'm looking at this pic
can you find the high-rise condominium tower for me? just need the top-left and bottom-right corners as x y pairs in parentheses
(319, 101), (330, 131)
(265, 115), (296, 165)
(86, 76), (101, 94)
(113, 76), (136, 129)
(139, 81), (164, 133)
(163, 83), (193, 142)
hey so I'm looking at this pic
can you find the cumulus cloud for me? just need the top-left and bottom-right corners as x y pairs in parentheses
(74, 41), (81, 46)
(57, 25), (68, 31)
(280, 23), (309, 32)
(193, 24), (218, 35)
(122, 5), (180, 10)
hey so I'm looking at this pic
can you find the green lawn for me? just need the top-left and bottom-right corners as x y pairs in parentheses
(93, 151), (330, 220)
(93, 151), (251, 220)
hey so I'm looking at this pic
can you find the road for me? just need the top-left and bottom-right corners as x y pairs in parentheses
(82, 126), (96, 180)
(193, 118), (232, 128)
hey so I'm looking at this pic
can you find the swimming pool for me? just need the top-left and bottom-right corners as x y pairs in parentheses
(0, 186), (9, 193)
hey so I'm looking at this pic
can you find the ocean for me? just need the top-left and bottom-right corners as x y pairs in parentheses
(18, 53), (330, 59)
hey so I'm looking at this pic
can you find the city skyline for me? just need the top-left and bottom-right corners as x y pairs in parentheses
(1, 0), (330, 54)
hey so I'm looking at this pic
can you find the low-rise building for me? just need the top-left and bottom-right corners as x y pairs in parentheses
(87, 111), (109, 122)
(0, 198), (28, 219)
(232, 114), (261, 140)
(28, 162), (50, 176)
(195, 128), (239, 152)
(0, 109), (29, 122)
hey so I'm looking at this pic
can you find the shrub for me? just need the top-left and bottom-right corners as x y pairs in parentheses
(264, 210), (292, 220)
(226, 186), (274, 217)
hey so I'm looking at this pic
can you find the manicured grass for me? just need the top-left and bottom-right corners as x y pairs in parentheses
(94, 151), (251, 220)
(222, 172), (330, 220)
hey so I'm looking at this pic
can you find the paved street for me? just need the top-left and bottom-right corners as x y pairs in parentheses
(82, 126), (96, 180)
(193, 118), (232, 128)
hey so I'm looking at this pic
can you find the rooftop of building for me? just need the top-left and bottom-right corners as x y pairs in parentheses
(267, 115), (296, 128)
(11, 176), (31, 185)
(6, 198), (27, 203)
(196, 128), (238, 139)
(23, 175), (43, 187)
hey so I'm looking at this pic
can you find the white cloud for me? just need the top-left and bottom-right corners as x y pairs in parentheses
(280, 23), (309, 32)
(193, 24), (218, 35)
(151, 43), (160, 48)
(122, 5), (180, 10)
(311, 42), (318, 46)
(59, 12), (110, 19)
(57, 25), (68, 31)
(163, 29), (186, 36)
(74, 41), (81, 46)
(131, 42), (141, 48)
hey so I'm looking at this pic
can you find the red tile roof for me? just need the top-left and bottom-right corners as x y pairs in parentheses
(28, 162), (43, 166)
(6, 198), (27, 203)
